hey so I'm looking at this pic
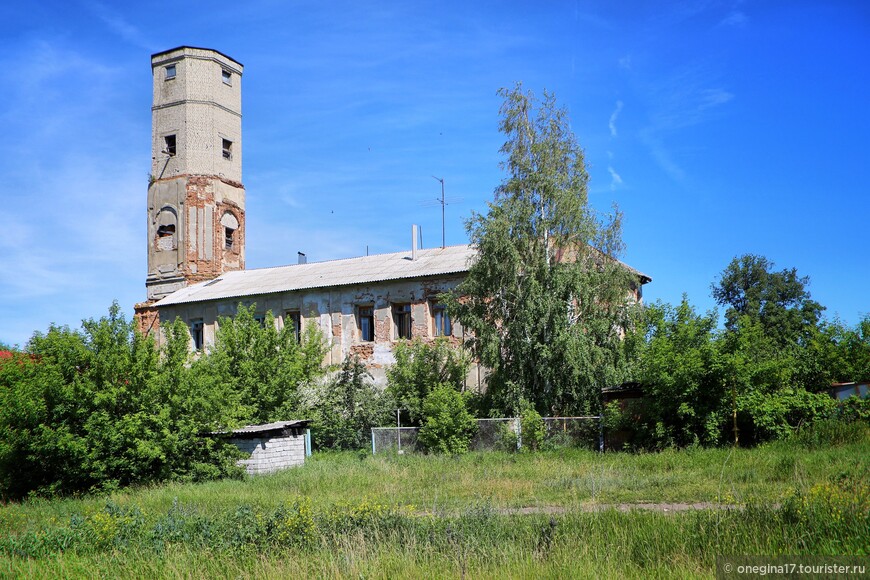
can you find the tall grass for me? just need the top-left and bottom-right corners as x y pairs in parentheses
(1, 488), (867, 578)
(1, 433), (866, 577)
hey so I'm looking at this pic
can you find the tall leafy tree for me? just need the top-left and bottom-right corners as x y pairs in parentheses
(448, 84), (639, 416)
(192, 303), (327, 425)
(712, 254), (824, 348)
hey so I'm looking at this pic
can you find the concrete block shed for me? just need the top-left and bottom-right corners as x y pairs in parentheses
(220, 420), (311, 475)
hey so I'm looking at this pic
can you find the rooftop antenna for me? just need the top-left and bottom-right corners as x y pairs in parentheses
(432, 176), (445, 248)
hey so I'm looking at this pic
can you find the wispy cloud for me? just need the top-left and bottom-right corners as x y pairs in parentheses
(720, 11), (748, 27)
(82, 1), (155, 51)
(607, 166), (623, 190)
(609, 100), (624, 137)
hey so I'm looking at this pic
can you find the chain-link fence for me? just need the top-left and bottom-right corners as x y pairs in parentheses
(370, 427), (422, 454)
(371, 416), (602, 454)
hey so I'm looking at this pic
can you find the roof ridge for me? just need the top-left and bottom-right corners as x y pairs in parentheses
(225, 243), (473, 275)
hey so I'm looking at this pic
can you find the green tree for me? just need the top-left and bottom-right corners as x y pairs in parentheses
(193, 304), (327, 425)
(385, 338), (471, 424)
(633, 298), (726, 447)
(447, 84), (638, 417)
(418, 386), (478, 454)
(0, 303), (241, 499)
(712, 254), (824, 348)
(304, 355), (393, 450)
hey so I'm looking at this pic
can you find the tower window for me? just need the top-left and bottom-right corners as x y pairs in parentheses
(392, 303), (412, 340)
(222, 69), (232, 85)
(165, 64), (176, 80)
(164, 135), (176, 156)
(224, 227), (235, 250)
(222, 138), (232, 160)
(156, 224), (176, 251)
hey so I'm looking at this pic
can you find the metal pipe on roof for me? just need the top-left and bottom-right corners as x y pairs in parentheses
(412, 225), (418, 261)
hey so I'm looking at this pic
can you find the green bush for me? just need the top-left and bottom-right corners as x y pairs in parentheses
(418, 386), (478, 454)
(520, 407), (546, 452)
(304, 355), (393, 450)
(386, 338), (470, 424)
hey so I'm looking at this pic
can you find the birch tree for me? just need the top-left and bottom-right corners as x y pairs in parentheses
(448, 84), (640, 416)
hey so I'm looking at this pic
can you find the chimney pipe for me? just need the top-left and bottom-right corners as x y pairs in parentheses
(411, 225), (418, 261)
(298, 252), (307, 265)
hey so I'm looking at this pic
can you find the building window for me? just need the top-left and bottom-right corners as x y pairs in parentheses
(224, 227), (235, 250)
(392, 303), (411, 340)
(164, 134), (176, 156)
(190, 319), (204, 350)
(358, 306), (374, 341)
(285, 310), (301, 342)
(155, 224), (176, 251)
(254, 314), (266, 327)
(165, 64), (176, 80)
(432, 303), (451, 337)
(222, 69), (232, 85)
(222, 138), (233, 160)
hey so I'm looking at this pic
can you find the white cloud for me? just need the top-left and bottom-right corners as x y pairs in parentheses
(608, 166), (623, 190)
(609, 100), (624, 137)
(720, 11), (748, 27)
(82, 1), (155, 50)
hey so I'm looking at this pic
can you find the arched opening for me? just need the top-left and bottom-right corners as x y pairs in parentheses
(154, 208), (178, 251)
(221, 212), (239, 251)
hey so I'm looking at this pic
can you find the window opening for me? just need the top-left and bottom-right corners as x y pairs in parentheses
(222, 138), (232, 160)
(190, 319), (204, 350)
(358, 306), (374, 342)
(224, 227), (235, 250)
(165, 64), (176, 80)
(285, 310), (301, 342)
(155, 224), (176, 251)
(163, 134), (176, 156)
(222, 69), (232, 85)
(432, 303), (451, 337)
(254, 314), (266, 327)
(393, 304), (412, 340)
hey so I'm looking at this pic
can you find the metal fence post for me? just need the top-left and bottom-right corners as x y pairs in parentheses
(515, 417), (522, 451)
(305, 428), (312, 457)
(371, 429), (376, 455)
(598, 415), (604, 453)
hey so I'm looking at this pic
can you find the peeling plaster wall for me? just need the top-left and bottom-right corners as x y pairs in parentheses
(143, 47), (246, 304)
(156, 273), (481, 389)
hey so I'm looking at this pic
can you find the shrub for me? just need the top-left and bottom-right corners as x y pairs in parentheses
(386, 338), (470, 424)
(304, 355), (393, 450)
(418, 386), (478, 454)
(520, 407), (546, 451)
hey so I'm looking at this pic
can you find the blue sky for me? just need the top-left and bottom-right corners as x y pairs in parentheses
(0, 0), (867, 347)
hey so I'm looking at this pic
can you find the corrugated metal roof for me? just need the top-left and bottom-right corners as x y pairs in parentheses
(226, 420), (309, 434)
(156, 244), (476, 307)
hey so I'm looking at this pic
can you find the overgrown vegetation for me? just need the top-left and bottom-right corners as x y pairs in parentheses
(1, 439), (867, 577)
(447, 84), (638, 418)
(0, 303), (328, 500)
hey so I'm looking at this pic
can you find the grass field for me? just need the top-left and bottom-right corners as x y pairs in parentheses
(2, 433), (868, 578)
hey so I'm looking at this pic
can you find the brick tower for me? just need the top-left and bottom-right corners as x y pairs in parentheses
(135, 47), (245, 335)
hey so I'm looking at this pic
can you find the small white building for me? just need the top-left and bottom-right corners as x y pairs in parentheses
(221, 420), (311, 476)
